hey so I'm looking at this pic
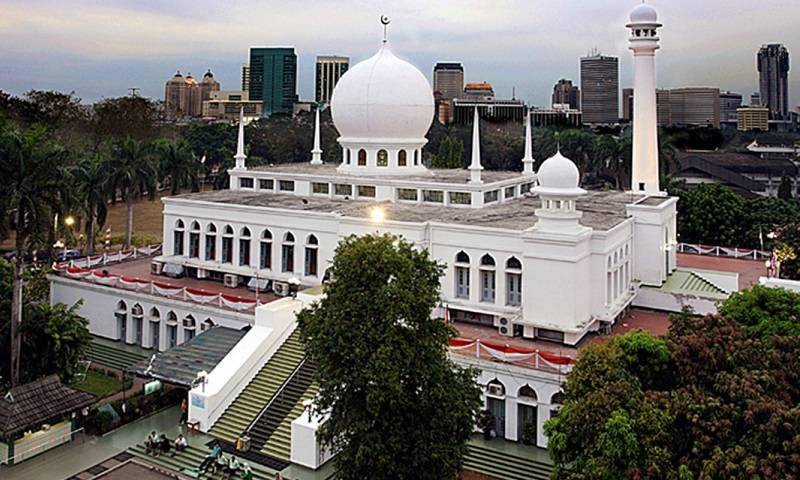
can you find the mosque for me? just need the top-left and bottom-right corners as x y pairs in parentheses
(49, 3), (740, 475)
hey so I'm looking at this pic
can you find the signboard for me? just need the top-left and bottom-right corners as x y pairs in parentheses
(143, 380), (162, 396)
(191, 394), (205, 410)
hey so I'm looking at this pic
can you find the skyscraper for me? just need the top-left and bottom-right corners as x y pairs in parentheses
(757, 44), (790, 119)
(241, 64), (250, 92)
(433, 62), (464, 100)
(316, 56), (349, 105)
(551, 79), (580, 109)
(580, 54), (619, 124)
(165, 70), (208, 118)
(248, 47), (298, 116)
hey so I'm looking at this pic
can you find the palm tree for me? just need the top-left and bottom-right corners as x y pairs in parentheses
(0, 121), (68, 386)
(107, 137), (157, 249)
(156, 138), (197, 194)
(70, 154), (110, 255)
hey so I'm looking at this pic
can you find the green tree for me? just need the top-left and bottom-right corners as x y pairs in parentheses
(70, 154), (110, 254)
(719, 285), (800, 337)
(107, 137), (158, 248)
(675, 183), (748, 246)
(777, 175), (794, 200)
(156, 138), (197, 194)
(297, 234), (482, 479)
(0, 122), (67, 386)
(21, 301), (92, 383)
(431, 136), (464, 168)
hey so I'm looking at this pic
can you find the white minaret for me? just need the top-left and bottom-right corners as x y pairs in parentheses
(627, 2), (662, 195)
(521, 108), (535, 175)
(310, 107), (323, 165)
(468, 107), (483, 184)
(233, 107), (246, 171)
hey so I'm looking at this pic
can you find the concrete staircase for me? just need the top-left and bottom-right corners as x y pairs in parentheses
(86, 338), (149, 370)
(463, 442), (553, 480)
(209, 330), (306, 444)
(259, 376), (320, 461)
(128, 443), (277, 479)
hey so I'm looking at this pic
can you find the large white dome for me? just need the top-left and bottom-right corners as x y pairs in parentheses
(629, 3), (658, 24)
(331, 43), (434, 142)
(535, 150), (585, 196)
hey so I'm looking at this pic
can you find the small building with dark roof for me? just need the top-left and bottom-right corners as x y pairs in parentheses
(0, 375), (95, 465)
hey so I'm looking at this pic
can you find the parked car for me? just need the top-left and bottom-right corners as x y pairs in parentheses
(56, 249), (82, 263)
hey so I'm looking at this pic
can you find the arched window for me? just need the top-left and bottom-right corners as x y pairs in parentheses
(166, 311), (178, 324)
(205, 223), (217, 261)
(189, 221), (200, 258)
(183, 315), (196, 342)
(131, 303), (144, 345)
(116, 300), (127, 312)
(398, 150), (407, 166)
(480, 254), (496, 303)
(221, 225), (234, 263)
(506, 256), (522, 306)
(148, 307), (161, 350)
(201, 318), (215, 332)
(519, 385), (538, 402)
(282, 232), (295, 273)
(305, 235), (319, 276)
(131, 303), (143, 317)
(551, 391), (565, 405)
(358, 149), (367, 166)
(239, 227), (251, 266)
(377, 149), (388, 167)
(260, 229), (272, 269)
(454, 251), (470, 299)
(148, 307), (160, 320)
(486, 378), (505, 397)
(173, 220), (185, 256)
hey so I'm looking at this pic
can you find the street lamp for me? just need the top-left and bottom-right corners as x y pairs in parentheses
(64, 216), (75, 228)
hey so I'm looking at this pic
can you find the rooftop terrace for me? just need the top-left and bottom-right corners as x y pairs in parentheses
(247, 163), (525, 184)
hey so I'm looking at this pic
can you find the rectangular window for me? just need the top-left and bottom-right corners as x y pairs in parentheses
(189, 233), (200, 258)
(239, 177), (254, 188)
(397, 188), (418, 201)
(484, 190), (499, 203)
(357, 185), (376, 198)
(480, 270), (496, 303)
(505, 186), (516, 199)
(221, 237), (233, 263)
(449, 192), (471, 205)
(312, 182), (329, 194)
(205, 235), (216, 261)
(423, 190), (444, 203)
(455, 266), (470, 299)
(173, 231), (184, 256)
(506, 273), (521, 306)
(334, 184), (352, 196)
(168, 325), (177, 348)
(260, 242), (272, 269)
(282, 245), (294, 272)
(239, 239), (250, 266)
(279, 180), (295, 192)
(305, 248), (318, 276)
(259, 179), (274, 190)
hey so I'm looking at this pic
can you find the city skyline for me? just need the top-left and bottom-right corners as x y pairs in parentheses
(0, 0), (797, 109)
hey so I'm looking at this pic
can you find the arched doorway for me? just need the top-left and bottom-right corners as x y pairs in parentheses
(486, 379), (506, 438)
(517, 385), (538, 444)
(115, 300), (127, 342)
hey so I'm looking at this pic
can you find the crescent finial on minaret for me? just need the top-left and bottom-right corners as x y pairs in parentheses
(381, 15), (391, 43)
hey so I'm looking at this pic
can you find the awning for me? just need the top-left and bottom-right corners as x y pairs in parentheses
(247, 277), (269, 290)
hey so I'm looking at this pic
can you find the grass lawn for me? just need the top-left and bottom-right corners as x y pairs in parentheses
(104, 193), (169, 243)
(70, 369), (123, 399)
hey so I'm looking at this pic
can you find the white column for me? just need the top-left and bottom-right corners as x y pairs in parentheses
(631, 51), (659, 193)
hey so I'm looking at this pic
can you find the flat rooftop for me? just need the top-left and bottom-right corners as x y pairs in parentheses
(172, 189), (647, 231)
(247, 163), (525, 184)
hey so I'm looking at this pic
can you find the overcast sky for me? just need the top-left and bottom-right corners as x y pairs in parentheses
(1, 0), (797, 108)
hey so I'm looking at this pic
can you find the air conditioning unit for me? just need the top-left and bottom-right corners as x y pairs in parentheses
(273, 281), (290, 297)
(223, 274), (240, 288)
(487, 384), (504, 397)
(151, 261), (163, 275)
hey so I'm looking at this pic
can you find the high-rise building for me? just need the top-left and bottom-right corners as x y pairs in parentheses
(750, 92), (762, 106)
(165, 70), (208, 118)
(202, 90), (263, 123)
(580, 54), (619, 124)
(757, 44), (790, 119)
(462, 83), (495, 101)
(665, 88), (721, 128)
(551, 79), (580, 110)
(315, 56), (349, 105)
(622, 87), (633, 122)
(737, 105), (770, 131)
(433, 62), (464, 100)
(248, 47), (298, 116)
(200, 69), (221, 103)
(241, 64), (250, 92)
(720, 91), (743, 124)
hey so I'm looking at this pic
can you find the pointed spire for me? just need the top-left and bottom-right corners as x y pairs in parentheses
(522, 109), (535, 175)
(310, 107), (323, 165)
(468, 107), (483, 185)
(233, 107), (246, 170)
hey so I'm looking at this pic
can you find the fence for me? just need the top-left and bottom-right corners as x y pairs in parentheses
(677, 243), (771, 260)
(449, 338), (573, 374)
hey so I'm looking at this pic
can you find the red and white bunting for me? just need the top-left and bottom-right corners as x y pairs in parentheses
(91, 271), (119, 286)
(185, 288), (219, 304)
(65, 266), (91, 279)
(220, 294), (257, 311)
(153, 282), (183, 297)
(119, 276), (150, 290)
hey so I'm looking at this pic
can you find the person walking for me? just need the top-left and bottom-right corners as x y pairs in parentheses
(179, 397), (188, 424)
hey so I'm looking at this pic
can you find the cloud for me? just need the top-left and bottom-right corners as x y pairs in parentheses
(0, 0), (797, 108)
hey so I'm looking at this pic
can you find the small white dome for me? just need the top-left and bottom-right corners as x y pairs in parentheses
(331, 43), (434, 142)
(536, 150), (583, 194)
(629, 3), (658, 23)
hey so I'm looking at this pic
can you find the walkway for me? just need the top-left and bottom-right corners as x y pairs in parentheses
(0, 406), (201, 480)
